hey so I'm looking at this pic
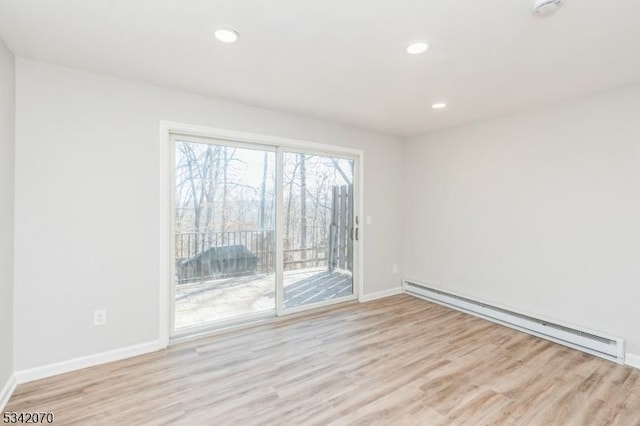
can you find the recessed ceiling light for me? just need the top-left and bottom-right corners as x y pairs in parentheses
(532, 0), (564, 17)
(406, 41), (429, 55)
(214, 28), (239, 43)
(432, 103), (447, 109)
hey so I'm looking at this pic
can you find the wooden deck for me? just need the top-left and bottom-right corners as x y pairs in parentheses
(8, 295), (640, 424)
(175, 268), (352, 329)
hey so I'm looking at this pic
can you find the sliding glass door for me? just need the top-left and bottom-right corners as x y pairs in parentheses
(173, 138), (276, 331)
(171, 135), (359, 334)
(280, 152), (355, 313)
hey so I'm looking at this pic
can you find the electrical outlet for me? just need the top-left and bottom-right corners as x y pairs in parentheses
(94, 309), (107, 326)
(392, 264), (398, 274)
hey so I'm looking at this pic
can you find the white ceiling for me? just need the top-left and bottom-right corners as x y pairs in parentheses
(1, 0), (639, 137)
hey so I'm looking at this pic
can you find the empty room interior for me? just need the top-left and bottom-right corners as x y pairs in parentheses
(2, 0), (640, 424)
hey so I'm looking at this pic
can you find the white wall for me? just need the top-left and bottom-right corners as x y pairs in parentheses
(11, 51), (640, 376)
(13, 58), (404, 371)
(405, 84), (640, 354)
(0, 38), (15, 392)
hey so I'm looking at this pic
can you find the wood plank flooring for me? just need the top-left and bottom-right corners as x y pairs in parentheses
(6, 295), (640, 425)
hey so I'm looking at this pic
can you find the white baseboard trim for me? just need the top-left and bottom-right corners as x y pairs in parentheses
(0, 373), (16, 412)
(625, 353), (640, 370)
(360, 286), (403, 302)
(15, 340), (164, 384)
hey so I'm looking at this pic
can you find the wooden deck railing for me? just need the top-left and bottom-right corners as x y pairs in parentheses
(175, 230), (275, 274)
(175, 230), (341, 283)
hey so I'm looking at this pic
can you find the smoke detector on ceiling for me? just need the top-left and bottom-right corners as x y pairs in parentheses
(532, 0), (565, 17)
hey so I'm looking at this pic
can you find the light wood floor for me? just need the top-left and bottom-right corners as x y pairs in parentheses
(7, 295), (640, 425)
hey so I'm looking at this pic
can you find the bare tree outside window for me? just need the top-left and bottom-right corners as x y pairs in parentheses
(175, 142), (353, 283)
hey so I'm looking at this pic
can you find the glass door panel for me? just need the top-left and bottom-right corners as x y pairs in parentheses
(281, 152), (355, 310)
(173, 139), (276, 331)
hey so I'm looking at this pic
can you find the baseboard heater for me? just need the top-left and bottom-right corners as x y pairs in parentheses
(403, 280), (625, 364)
